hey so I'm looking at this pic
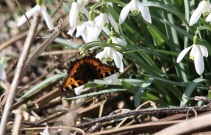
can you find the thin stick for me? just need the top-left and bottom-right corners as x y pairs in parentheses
(90, 120), (181, 135)
(14, 0), (31, 26)
(0, 31), (28, 51)
(0, 14), (40, 135)
(40, 50), (80, 56)
(154, 113), (211, 135)
(75, 106), (211, 129)
(12, 108), (23, 135)
(22, 126), (85, 135)
(116, 101), (157, 129)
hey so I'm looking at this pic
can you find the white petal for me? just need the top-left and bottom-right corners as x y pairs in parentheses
(95, 14), (106, 28)
(94, 15), (101, 24)
(40, 126), (50, 135)
(76, 22), (86, 37)
(199, 45), (208, 57)
(74, 85), (85, 95)
(0, 64), (6, 81)
(69, 2), (79, 28)
(119, 3), (131, 24)
(86, 21), (101, 42)
(206, 13), (211, 22)
(102, 27), (110, 35)
(111, 37), (127, 46)
(96, 49), (108, 60)
(81, 33), (87, 42)
(137, 2), (152, 23)
(106, 47), (114, 59)
(95, 14), (110, 35)
(103, 73), (118, 83)
(189, 8), (203, 26)
(94, 26), (101, 38)
(77, 0), (83, 5)
(107, 14), (119, 33)
(67, 27), (76, 36)
(17, 5), (39, 26)
(190, 44), (197, 58)
(198, 1), (211, 13)
(116, 51), (123, 60)
(112, 49), (124, 72)
(41, 6), (54, 30)
(86, 33), (97, 42)
(176, 46), (193, 63)
(131, 0), (139, 11)
(194, 45), (204, 75)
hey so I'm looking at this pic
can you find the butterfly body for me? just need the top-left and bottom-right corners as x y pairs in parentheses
(62, 56), (119, 91)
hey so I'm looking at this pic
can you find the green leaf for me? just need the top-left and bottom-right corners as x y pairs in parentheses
(180, 82), (197, 107)
(147, 25), (165, 46)
(134, 87), (145, 108)
(121, 81), (139, 94)
(65, 89), (127, 100)
(19, 73), (66, 100)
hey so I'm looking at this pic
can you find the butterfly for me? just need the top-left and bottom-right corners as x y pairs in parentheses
(61, 56), (119, 91)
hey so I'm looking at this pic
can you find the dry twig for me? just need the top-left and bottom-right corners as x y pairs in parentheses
(0, 14), (40, 135)
(155, 113), (211, 135)
(75, 106), (211, 129)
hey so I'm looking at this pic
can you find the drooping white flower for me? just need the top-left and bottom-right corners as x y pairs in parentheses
(96, 47), (124, 72)
(119, 0), (152, 24)
(76, 20), (101, 43)
(17, 4), (54, 30)
(95, 12), (119, 35)
(189, 0), (211, 26)
(67, 1), (88, 36)
(95, 32), (126, 73)
(176, 44), (208, 75)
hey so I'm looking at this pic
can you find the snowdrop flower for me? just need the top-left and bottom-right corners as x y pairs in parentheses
(96, 47), (124, 72)
(17, 0), (54, 30)
(96, 32), (126, 72)
(189, 0), (210, 26)
(119, 0), (152, 24)
(76, 11), (101, 43)
(76, 20), (101, 43)
(176, 36), (208, 75)
(95, 7), (119, 35)
(67, 0), (88, 36)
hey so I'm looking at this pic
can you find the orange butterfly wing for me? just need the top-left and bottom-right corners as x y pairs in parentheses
(62, 56), (118, 91)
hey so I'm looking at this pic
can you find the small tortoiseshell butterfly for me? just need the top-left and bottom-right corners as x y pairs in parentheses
(61, 56), (119, 91)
